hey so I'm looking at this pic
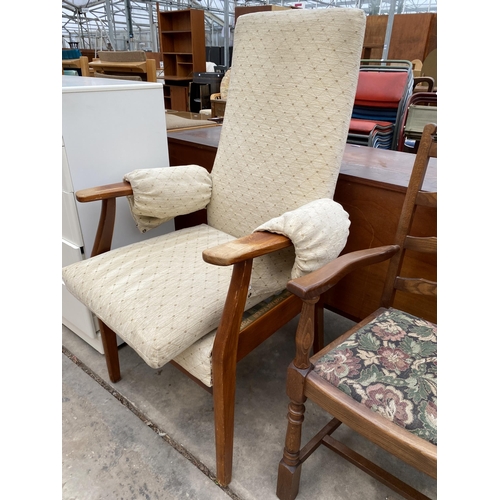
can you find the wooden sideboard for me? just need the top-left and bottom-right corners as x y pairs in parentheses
(167, 126), (437, 324)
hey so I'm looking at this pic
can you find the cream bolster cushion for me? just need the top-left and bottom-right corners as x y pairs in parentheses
(253, 198), (350, 279)
(123, 165), (212, 233)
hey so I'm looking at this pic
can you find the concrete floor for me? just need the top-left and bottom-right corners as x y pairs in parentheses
(62, 310), (437, 500)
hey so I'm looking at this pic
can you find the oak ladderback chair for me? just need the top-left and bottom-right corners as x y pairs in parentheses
(62, 9), (366, 486)
(277, 123), (437, 500)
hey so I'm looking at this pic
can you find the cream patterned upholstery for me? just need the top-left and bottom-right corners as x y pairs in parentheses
(62, 8), (366, 386)
(208, 9), (364, 296)
(63, 224), (267, 369)
(254, 199), (350, 279)
(124, 165), (213, 233)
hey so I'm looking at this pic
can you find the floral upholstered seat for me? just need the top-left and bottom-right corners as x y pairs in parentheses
(313, 308), (437, 445)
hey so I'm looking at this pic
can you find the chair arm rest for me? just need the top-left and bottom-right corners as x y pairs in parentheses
(287, 245), (399, 300)
(202, 231), (292, 266)
(76, 181), (132, 202)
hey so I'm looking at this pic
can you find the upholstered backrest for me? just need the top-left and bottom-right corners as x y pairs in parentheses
(207, 9), (366, 237)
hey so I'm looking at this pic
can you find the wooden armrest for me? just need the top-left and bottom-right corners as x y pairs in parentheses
(76, 182), (132, 202)
(203, 231), (292, 266)
(287, 245), (399, 300)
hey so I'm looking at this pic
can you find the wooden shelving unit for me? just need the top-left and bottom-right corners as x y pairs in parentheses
(158, 8), (206, 111)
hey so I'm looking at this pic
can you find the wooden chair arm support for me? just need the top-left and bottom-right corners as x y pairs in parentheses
(203, 231), (292, 266)
(73, 181), (132, 257)
(287, 245), (400, 300)
(76, 182), (132, 202)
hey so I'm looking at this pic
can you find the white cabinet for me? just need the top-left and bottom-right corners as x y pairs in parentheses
(62, 75), (174, 353)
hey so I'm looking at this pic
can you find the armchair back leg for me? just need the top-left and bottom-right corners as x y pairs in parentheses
(98, 319), (121, 383)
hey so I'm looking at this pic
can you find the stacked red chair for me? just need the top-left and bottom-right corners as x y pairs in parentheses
(347, 60), (414, 150)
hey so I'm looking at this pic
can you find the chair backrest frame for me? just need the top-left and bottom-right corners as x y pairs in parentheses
(380, 122), (437, 309)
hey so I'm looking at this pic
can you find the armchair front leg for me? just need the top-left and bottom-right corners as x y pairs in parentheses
(205, 230), (293, 486)
(212, 258), (253, 486)
(74, 181), (133, 381)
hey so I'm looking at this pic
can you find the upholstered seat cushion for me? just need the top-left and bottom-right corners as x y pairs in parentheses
(62, 224), (270, 370)
(174, 290), (292, 387)
(313, 308), (437, 445)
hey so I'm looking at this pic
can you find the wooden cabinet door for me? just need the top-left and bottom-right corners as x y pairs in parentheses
(170, 85), (188, 111)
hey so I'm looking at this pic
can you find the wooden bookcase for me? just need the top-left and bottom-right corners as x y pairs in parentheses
(158, 8), (206, 111)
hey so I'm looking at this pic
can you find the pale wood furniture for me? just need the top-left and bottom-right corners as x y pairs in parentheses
(166, 127), (437, 323)
(89, 51), (157, 82)
(165, 111), (219, 132)
(62, 55), (90, 77)
(158, 8), (206, 111)
(277, 123), (437, 500)
(210, 92), (226, 118)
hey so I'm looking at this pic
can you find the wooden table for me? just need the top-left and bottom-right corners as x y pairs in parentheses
(167, 126), (437, 323)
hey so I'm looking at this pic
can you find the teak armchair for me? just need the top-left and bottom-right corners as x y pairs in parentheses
(62, 9), (366, 486)
(277, 123), (437, 499)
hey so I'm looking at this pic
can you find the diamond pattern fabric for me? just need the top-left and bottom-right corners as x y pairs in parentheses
(254, 198), (350, 279)
(63, 225), (251, 368)
(208, 9), (365, 237)
(208, 9), (365, 296)
(124, 165), (213, 232)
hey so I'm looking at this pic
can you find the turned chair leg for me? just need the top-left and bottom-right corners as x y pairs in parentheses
(278, 297), (317, 500)
(277, 398), (306, 500)
(98, 319), (121, 383)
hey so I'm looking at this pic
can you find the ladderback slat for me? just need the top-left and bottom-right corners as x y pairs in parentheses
(380, 123), (437, 309)
(404, 235), (437, 254)
(394, 277), (437, 296)
(415, 191), (437, 208)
